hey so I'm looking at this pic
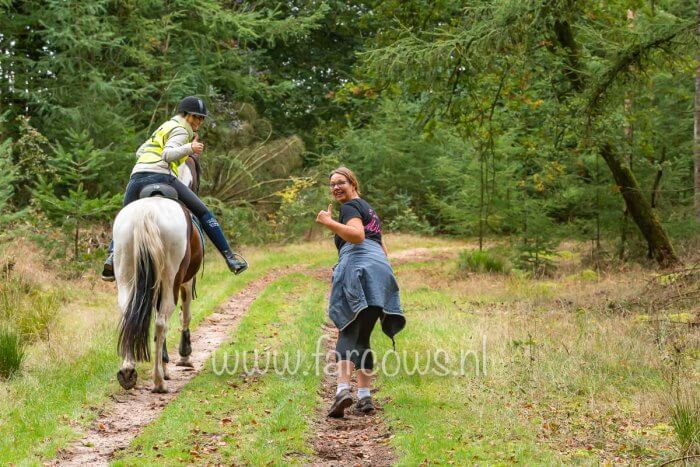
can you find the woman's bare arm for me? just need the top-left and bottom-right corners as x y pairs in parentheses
(322, 217), (365, 244)
(316, 204), (365, 244)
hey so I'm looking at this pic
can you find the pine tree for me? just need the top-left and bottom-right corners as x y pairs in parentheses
(33, 130), (120, 259)
(0, 139), (20, 229)
(0, 113), (21, 230)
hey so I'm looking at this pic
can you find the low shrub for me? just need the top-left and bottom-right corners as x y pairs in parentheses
(458, 249), (510, 274)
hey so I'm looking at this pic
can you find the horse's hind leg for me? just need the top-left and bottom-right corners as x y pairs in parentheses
(177, 280), (194, 368)
(118, 356), (137, 390)
(116, 254), (138, 390)
(153, 290), (175, 393)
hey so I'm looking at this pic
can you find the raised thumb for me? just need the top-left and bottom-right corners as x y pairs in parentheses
(193, 133), (199, 142)
(327, 204), (333, 213)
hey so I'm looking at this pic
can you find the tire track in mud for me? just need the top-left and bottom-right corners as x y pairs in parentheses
(308, 247), (460, 466)
(52, 268), (299, 466)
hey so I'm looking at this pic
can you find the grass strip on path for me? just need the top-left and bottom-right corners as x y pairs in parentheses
(113, 271), (327, 465)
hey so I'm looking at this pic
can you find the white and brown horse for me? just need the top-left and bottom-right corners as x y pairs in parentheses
(114, 157), (203, 393)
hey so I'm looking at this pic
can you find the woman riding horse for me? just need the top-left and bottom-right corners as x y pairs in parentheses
(102, 96), (247, 280)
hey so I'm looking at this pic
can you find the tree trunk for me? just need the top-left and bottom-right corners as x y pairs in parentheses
(478, 149), (485, 251)
(650, 147), (666, 210)
(619, 10), (636, 260)
(695, 0), (700, 222)
(619, 92), (634, 260)
(601, 144), (679, 267)
(74, 223), (80, 260)
(648, 147), (666, 258)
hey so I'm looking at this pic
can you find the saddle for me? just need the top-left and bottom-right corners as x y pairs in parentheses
(139, 183), (178, 200)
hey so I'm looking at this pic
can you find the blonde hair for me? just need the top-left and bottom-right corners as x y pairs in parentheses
(329, 166), (361, 195)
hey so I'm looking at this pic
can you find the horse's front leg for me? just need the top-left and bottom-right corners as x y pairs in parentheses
(153, 292), (175, 393)
(152, 313), (167, 393)
(177, 280), (194, 368)
(162, 340), (170, 380)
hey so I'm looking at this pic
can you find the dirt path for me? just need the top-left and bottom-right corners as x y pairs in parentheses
(389, 246), (462, 263)
(52, 269), (293, 466)
(309, 321), (397, 466)
(308, 248), (459, 466)
(52, 247), (458, 466)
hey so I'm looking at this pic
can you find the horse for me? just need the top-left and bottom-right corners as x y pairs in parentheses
(114, 157), (203, 393)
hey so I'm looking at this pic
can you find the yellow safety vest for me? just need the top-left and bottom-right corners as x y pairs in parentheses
(136, 118), (193, 176)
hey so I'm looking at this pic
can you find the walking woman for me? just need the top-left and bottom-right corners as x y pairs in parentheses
(315, 167), (405, 418)
(101, 96), (247, 280)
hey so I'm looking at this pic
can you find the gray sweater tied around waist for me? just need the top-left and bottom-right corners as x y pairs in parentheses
(328, 240), (406, 344)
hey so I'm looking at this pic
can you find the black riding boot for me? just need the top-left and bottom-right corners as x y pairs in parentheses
(223, 250), (248, 275)
(101, 252), (115, 282)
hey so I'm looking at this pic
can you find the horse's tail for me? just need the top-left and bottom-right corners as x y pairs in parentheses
(117, 205), (166, 362)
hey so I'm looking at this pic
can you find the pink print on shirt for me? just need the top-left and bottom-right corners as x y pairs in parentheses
(365, 208), (382, 234)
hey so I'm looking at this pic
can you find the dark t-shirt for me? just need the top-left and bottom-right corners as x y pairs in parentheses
(334, 198), (383, 251)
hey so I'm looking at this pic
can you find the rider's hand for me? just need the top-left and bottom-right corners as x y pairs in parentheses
(191, 134), (204, 155)
(315, 204), (333, 226)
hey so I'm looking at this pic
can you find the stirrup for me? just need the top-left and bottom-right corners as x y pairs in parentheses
(225, 252), (248, 275)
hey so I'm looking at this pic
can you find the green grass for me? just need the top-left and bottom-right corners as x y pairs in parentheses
(372, 286), (558, 465)
(374, 262), (678, 464)
(1, 236), (690, 465)
(0, 327), (24, 379)
(0, 274), (63, 343)
(113, 272), (327, 465)
(0, 312), (120, 463)
(670, 390), (700, 456)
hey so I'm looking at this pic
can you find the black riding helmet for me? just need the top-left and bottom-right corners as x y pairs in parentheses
(177, 96), (207, 117)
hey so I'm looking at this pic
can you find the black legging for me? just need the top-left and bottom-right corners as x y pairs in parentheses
(335, 306), (381, 370)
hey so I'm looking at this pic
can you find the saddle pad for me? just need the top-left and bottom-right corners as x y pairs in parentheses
(191, 216), (206, 254)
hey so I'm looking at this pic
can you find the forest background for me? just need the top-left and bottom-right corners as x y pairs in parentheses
(1, 0), (698, 272)
(2, 2), (700, 462)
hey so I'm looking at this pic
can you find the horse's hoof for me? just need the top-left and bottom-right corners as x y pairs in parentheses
(151, 385), (169, 394)
(117, 368), (137, 390)
(164, 372), (170, 381)
(179, 330), (192, 357)
(176, 359), (194, 368)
